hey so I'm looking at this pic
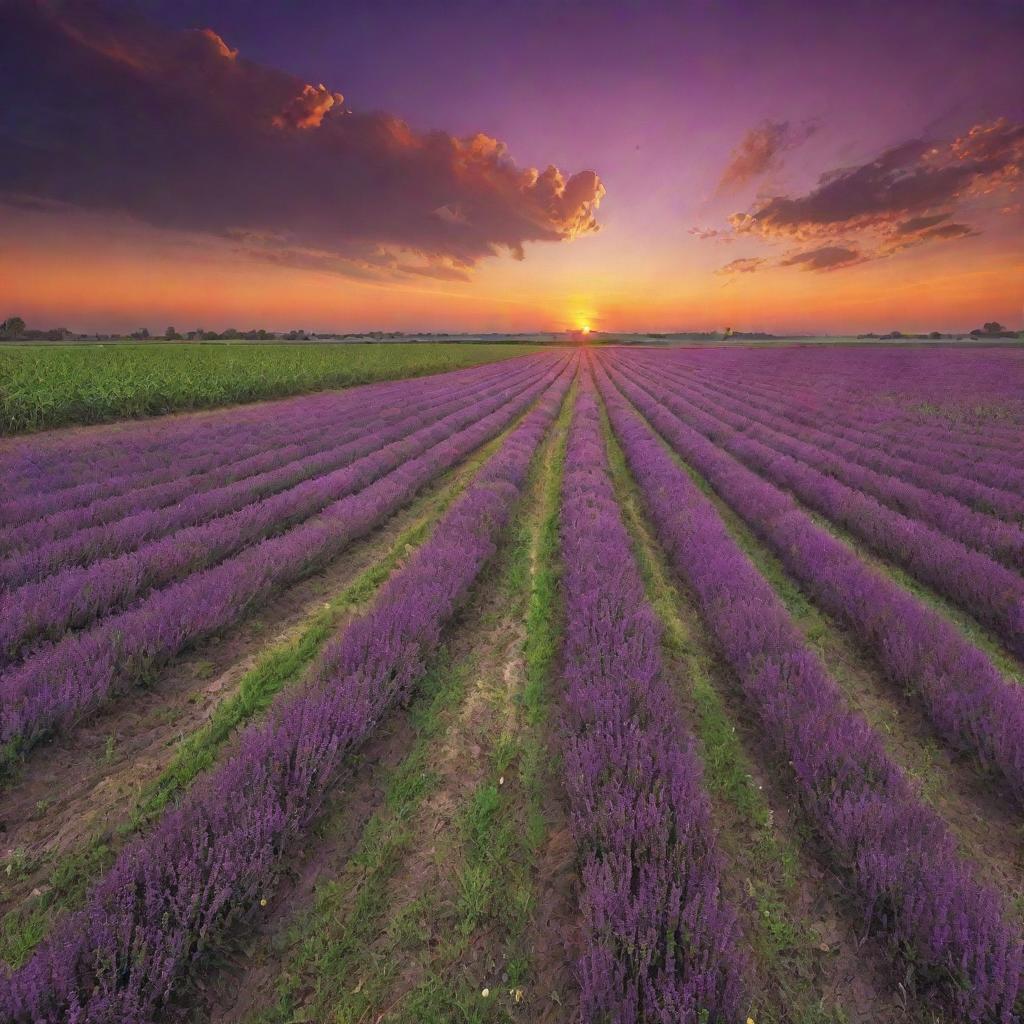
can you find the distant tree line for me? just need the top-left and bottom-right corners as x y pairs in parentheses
(644, 330), (795, 341)
(3, 315), (1022, 344)
(0, 318), (452, 343)
(1, 319), (349, 343)
(970, 321), (1019, 339)
(0, 316), (78, 341)
(857, 322), (1022, 341)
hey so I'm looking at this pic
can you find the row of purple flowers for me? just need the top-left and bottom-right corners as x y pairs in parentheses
(1, 357), (575, 1023)
(558, 373), (746, 1021)
(595, 356), (1023, 1022)
(0, 357), (569, 760)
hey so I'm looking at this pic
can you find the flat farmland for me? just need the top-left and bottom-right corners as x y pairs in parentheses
(2, 344), (1024, 1024)
(0, 342), (548, 434)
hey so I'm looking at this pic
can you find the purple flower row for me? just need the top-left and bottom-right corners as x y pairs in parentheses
(602, 358), (1024, 806)
(0, 359), (547, 587)
(0, 358), (576, 1024)
(0, 364), (533, 588)
(626, 359), (1024, 572)
(0, 357), (572, 758)
(594, 357), (1024, 1022)
(0, 363), (549, 664)
(663, 345), (1024, 455)
(613, 357), (1024, 658)
(0, 383), (390, 533)
(0, 356), (547, 550)
(649, 359), (1024, 524)
(559, 374), (746, 1023)
(0, 353), (549, 505)
(649, 350), (1024, 481)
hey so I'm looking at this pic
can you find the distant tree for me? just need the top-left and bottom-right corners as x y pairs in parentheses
(929, 331), (942, 339)
(165, 326), (180, 340)
(0, 316), (26, 339)
(983, 321), (1007, 335)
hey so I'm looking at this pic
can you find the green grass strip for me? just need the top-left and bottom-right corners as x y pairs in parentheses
(396, 383), (573, 1023)
(247, 650), (474, 1024)
(251, 385), (574, 1024)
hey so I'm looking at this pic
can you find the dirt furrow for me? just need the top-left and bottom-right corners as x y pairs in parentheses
(0, 440), (507, 964)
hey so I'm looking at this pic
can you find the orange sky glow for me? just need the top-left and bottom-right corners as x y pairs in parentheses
(2, 0), (1022, 336)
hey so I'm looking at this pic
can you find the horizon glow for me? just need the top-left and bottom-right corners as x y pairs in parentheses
(1, 0), (1022, 336)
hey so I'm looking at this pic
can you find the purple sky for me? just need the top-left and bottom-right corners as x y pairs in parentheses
(2, 0), (1022, 332)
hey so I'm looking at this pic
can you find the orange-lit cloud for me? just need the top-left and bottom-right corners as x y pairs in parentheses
(198, 28), (237, 60)
(688, 226), (735, 243)
(730, 120), (1023, 242)
(0, 1), (604, 283)
(272, 83), (344, 129)
(714, 119), (1023, 274)
(716, 119), (818, 194)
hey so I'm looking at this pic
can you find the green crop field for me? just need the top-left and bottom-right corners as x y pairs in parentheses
(0, 342), (548, 434)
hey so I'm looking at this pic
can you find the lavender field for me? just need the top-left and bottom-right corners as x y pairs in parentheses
(1, 344), (1023, 1024)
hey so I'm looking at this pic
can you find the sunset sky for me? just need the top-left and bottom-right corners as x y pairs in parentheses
(1, 0), (1022, 335)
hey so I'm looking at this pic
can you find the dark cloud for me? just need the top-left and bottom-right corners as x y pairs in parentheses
(883, 220), (976, 255)
(716, 119), (818, 194)
(722, 119), (1022, 271)
(731, 119), (1024, 241)
(920, 222), (974, 241)
(0, 0), (604, 282)
(779, 245), (864, 272)
(714, 256), (767, 275)
(894, 212), (952, 235)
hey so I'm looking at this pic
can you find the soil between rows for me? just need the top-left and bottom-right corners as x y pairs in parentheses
(676, 432), (1024, 921)
(0, 454), (488, 926)
(190, 413), (579, 1024)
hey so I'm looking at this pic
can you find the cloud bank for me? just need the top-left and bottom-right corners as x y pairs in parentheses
(707, 118), (1022, 273)
(0, 1), (605, 282)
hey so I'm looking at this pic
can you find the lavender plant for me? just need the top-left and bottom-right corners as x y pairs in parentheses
(595, 357), (1024, 1023)
(0, 358), (570, 760)
(0, 361), (547, 662)
(612, 357), (1024, 656)
(603, 359), (1024, 804)
(558, 374), (746, 1022)
(0, 358), (575, 1023)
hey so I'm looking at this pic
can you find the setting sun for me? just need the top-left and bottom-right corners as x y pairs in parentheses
(580, 324), (591, 335)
